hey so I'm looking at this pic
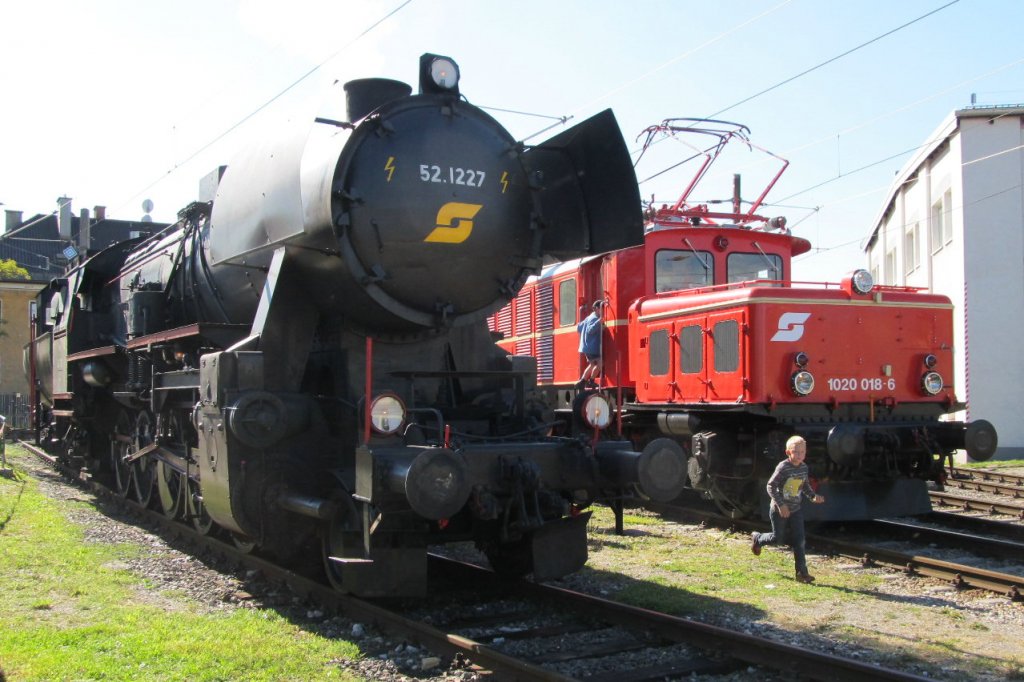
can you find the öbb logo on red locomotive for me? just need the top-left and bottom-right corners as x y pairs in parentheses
(770, 312), (812, 342)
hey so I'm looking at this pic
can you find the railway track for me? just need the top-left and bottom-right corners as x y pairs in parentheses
(852, 518), (1024, 562)
(937, 466), (1024, 514)
(924, 510), (1024, 543)
(648, 501), (1024, 600)
(949, 466), (1024, 489)
(930, 489), (1024, 518)
(16, 441), (934, 681)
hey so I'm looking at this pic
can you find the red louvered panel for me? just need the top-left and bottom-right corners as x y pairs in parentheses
(536, 284), (554, 331)
(495, 305), (512, 337)
(514, 290), (533, 336)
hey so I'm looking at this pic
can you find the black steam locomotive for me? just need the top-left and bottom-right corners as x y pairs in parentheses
(26, 54), (686, 596)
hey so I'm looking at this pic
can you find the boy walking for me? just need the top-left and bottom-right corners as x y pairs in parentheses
(750, 435), (825, 583)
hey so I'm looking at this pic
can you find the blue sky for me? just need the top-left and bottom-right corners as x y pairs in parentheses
(1, 0), (1021, 281)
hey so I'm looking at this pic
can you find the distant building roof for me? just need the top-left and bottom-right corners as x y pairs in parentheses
(864, 104), (1024, 252)
(1, 209), (166, 281)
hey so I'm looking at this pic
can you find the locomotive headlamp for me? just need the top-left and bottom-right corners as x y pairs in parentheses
(851, 269), (874, 295)
(581, 393), (612, 430)
(419, 53), (460, 95)
(794, 351), (809, 368)
(923, 354), (938, 369)
(369, 394), (406, 435)
(791, 370), (815, 396)
(921, 371), (944, 396)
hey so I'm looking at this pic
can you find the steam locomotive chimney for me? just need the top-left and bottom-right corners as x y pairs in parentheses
(343, 78), (412, 123)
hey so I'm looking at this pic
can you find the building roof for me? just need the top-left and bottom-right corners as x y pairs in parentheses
(0, 212), (164, 281)
(864, 104), (1024, 252)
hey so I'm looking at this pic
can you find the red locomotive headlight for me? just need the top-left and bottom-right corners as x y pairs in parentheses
(841, 269), (874, 296)
(791, 370), (815, 396)
(851, 269), (874, 294)
(923, 354), (938, 369)
(794, 351), (809, 368)
(921, 372), (944, 396)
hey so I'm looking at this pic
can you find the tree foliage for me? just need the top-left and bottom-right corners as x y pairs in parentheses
(0, 258), (30, 280)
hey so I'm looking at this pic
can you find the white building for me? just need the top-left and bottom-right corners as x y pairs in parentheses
(865, 105), (1024, 458)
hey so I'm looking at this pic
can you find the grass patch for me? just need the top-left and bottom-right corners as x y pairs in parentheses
(0, 449), (360, 681)
(585, 506), (882, 615)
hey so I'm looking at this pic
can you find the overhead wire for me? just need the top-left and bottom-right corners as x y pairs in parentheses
(704, 0), (961, 119)
(636, 0), (963, 185)
(795, 145), (1024, 261)
(515, 1), (793, 145)
(686, 56), (1024, 196)
(112, 0), (415, 216)
(569, 0), (793, 118)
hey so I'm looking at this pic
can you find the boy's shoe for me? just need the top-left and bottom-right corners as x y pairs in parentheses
(795, 572), (815, 584)
(750, 533), (761, 556)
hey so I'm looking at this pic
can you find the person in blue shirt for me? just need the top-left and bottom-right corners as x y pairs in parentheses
(576, 301), (605, 388)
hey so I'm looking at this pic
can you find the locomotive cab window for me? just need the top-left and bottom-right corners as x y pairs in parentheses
(655, 249), (713, 292)
(727, 252), (782, 285)
(558, 278), (577, 326)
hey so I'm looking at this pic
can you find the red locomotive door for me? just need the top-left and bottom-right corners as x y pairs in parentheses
(674, 317), (706, 402)
(704, 310), (746, 403)
(642, 321), (676, 400)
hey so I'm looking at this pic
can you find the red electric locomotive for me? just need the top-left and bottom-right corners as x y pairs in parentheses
(490, 119), (997, 521)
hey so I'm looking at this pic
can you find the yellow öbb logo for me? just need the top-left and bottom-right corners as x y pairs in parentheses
(424, 202), (482, 244)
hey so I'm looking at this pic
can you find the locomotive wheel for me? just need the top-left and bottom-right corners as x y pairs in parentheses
(111, 411), (134, 498)
(131, 411), (157, 508)
(185, 477), (214, 535)
(156, 461), (185, 520)
(709, 479), (757, 520)
(232, 533), (257, 554)
(156, 410), (187, 520)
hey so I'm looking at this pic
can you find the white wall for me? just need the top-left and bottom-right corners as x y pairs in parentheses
(959, 114), (1024, 455)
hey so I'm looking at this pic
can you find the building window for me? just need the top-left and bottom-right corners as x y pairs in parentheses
(558, 279), (576, 327)
(885, 248), (897, 286)
(942, 190), (953, 244)
(904, 222), (920, 276)
(931, 190), (954, 253)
